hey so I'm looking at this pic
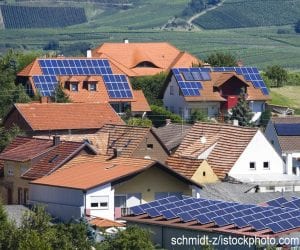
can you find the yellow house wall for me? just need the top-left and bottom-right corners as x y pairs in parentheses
(115, 166), (191, 203)
(1, 160), (30, 204)
(191, 160), (219, 184)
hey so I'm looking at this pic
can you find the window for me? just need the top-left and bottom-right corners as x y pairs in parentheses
(70, 83), (78, 92)
(147, 144), (153, 150)
(263, 161), (270, 169)
(271, 140), (274, 145)
(203, 171), (206, 177)
(170, 85), (174, 95)
(89, 83), (97, 91)
(7, 167), (14, 176)
(265, 186), (275, 191)
(293, 167), (297, 175)
(24, 189), (29, 205)
(90, 196), (109, 209)
(249, 162), (256, 170)
(170, 106), (174, 113)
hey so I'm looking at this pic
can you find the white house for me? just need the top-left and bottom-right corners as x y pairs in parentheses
(162, 67), (270, 122)
(166, 122), (299, 192)
(29, 155), (201, 222)
(265, 116), (300, 177)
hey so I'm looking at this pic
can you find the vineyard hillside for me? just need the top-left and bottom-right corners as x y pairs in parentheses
(0, 5), (87, 29)
(193, 0), (300, 29)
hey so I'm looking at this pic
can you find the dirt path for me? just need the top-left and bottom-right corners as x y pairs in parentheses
(187, 0), (225, 30)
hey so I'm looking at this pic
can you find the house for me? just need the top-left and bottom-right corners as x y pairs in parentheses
(16, 57), (151, 115)
(3, 102), (124, 137)
(265, 116), (300, 176)
(123, 196), (300, 249)
(0, 136), (96, 204)
(91, 41), (202, 77)
(162, 67), (270, 122)
(29, 155), (202, 222)
(153, 121), (192, 153)
(166, 122), (292, 190)
(36, 124), (170, 163)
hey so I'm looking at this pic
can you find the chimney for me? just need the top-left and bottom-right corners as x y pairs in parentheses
(123, 38), (129, 44)
(40, 96), (49, 103)
(53, 135), (60, 146)
(165, 119), (171, 125)
(237, 60), (244, 67)
(112, 148), (122, 158)
(87, 50), (92, 58)
(233, 119), (239, 126)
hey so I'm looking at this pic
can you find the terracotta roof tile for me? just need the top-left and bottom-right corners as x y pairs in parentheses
(131, 90), (151, 112)
(17, 59), (42, 76)
(22, 140), (87, 180)
(92, 42), (201, 77)
(31, 156), (156, 190)
(167, 122), (258, 179)
(89, 217), (124, 228)
(14, 103), (124, 131)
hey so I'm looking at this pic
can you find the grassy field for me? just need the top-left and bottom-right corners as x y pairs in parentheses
(194, 0), (300, 29)
(0, 0), (299, 70)
(270, 86), (300, 114)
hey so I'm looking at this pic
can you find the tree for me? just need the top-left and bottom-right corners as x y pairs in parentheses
(53, 84), (70, 103)
(265, 65), (288, 87)
(44, 40), (60, 51)
(206, 52), (237, 67)
(127, 117), (152, 127)
(230, 88), (253, 126)
(98, 226), (154, 250)
(182, 0), (205, 17)
(130, 73), (166, 106)
(148, 105), (182, 127)
(295, 19), (300, 33)
(189, 109), (209, 124)
(0, 125), (23, 152)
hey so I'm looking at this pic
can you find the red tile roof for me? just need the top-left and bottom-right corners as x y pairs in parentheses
(92, 42), (201, 77)
(31, 155), (201, 190)
(89, 217), (124, 228)
(131, 90), (151, 112)
(0, 136), (95, 180)
(167, 122), (258, 179)
(30, 156), (157, 190)
(13, 103), (124, 131)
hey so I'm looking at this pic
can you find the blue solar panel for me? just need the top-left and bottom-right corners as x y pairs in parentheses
(144, 207), (160, 217)
(182, 72), (194, 81)
(32, 75), (58, 96)
(274, 124), (300, 136)
(249, 220), (266, 231)
(161, 210), (177, 219)
(267, 222), (284, 233)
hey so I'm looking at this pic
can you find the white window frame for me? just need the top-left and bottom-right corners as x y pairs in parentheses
(89, 82), (97, 91)
(90, 196), (109, 210)
(70, 83), (78, 92)
(7, 166), (14, 176)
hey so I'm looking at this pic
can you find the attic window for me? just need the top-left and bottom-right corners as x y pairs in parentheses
(263, 161), (270, 169)
(49, 155), (59, 163)
(147, 144), (153, 150)
(135, 61), (158, 68)
(70, 83), (78, 92)
(249, 162), (256, 170)
(89, 82), (97, 91)
(202, 171), (206, 177)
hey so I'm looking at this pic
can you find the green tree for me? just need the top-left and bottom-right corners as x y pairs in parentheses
(148, 105), (182, 127)
(182, 0), (205, 17)
(0, 201), (17, 249)
(98, 226), (154, 250)
(127, 117), (152, 127)
(265, 65), (288, 87)
(189, 109), (209, 124)
(206, 52), (237, 67)
(230, 88), (253, 126)
(43, 40), (60, 51)
(295, 19), (300, 33)
(130, 73), (166, 106)
(0, 125), (23, 152)
(53, 84), (70, 103)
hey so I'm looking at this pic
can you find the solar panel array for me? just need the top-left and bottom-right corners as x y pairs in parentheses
(172, 67), (269, 97)
(31, 59), (132, 98)
(130, 196), (300, 234)
(274, 123), (300, 136)
(32, 75), (58, 97)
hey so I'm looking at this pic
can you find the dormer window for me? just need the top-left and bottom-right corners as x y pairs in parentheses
(89, 82), (97, 91)
(70, 83), (78, 92)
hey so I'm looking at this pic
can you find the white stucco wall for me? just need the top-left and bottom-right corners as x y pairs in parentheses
(229, 130), (286, 180)
(163, 76), (220, 119)
(85, 183), (114, 220)
(264, 120), (282, 155)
